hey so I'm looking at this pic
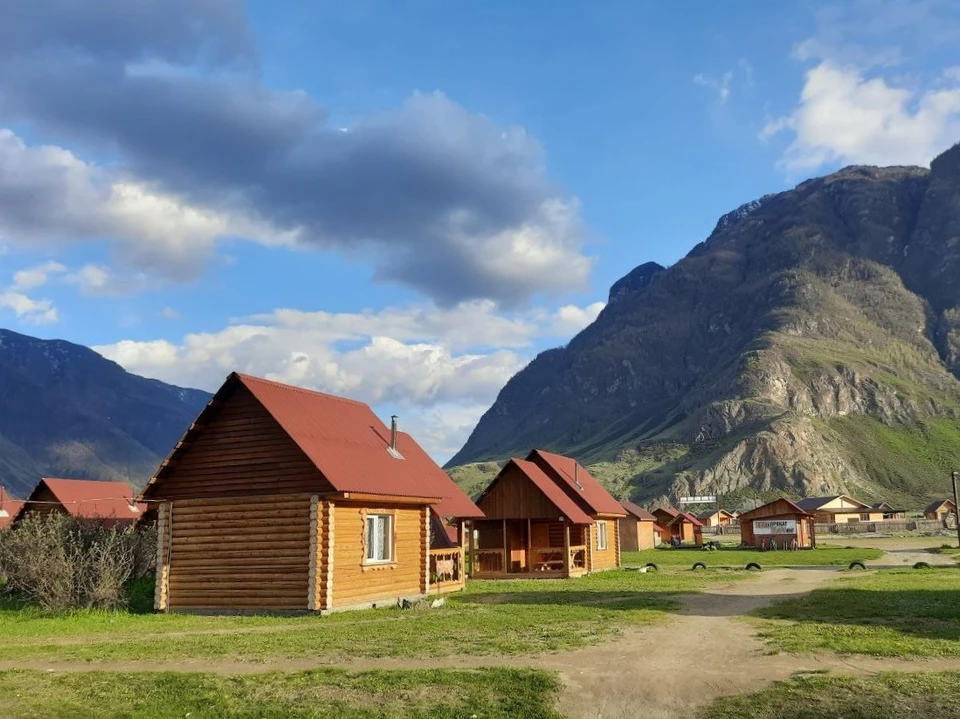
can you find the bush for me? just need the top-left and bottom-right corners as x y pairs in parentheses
(0, 514), (157, 611)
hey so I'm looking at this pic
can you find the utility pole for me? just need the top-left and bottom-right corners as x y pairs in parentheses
(952, 471), (960, 549)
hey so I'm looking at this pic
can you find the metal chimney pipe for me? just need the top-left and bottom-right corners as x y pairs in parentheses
(390, 415), (398, 451)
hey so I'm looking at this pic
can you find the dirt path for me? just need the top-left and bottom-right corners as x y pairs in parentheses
(3, 560), (958, 718)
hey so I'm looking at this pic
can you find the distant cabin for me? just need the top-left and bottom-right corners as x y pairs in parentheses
(924, 499), (958, 522)
(666, 511), (704, 546)
(696, 509), (737, 527)
(0, 487), (23, 531)
(651, 507), (680, 543)
(795, 495), (883, 524)
(739, 498), (816, 549)
(470, 451), (626, 577)
(142, 372), (483, 614)
(619, 501), (658, 551)
(15, 478), (143, 528)
(870, 502), (905, 520)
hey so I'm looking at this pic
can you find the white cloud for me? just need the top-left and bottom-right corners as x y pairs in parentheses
(159, 306), (180, 319)
(93, 298), (606, 461)
(762, 62), (960, 172)
(693, 59), (752, 104)
(0, 291), (58, 324)
(10, 260), (66, 291)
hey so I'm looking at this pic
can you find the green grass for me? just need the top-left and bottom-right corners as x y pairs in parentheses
(623, 545), (883, 567)
(0, 569), (740, 664)
(700, 671), (960, 719)
(754, 567), (960, 657)
(0, 667), (561, 718)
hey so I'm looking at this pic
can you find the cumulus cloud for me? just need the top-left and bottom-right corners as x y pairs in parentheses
(0, 0), (592, 305)
(11, 260), (66, 291)
(93, 298), (605, 458)
(0, 291), (58, 324)
(762, 62), (960, 172)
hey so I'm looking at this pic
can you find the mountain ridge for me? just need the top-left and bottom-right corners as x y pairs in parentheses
(0, 328), (210, 497)
(448, 145), (960, 507)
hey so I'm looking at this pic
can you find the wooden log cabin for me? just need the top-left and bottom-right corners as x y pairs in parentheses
(0, 486), (23, 531)
(618, 501), (658, 551)
(739, 498), (816, 549)
(14, 478), (144, 527)
(470, 450), (626, 578)
(141, 372), (483, 614)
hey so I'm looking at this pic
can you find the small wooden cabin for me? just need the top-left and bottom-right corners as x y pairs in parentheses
(696, 509), (736, 527)
(471, 450), (625, 577)
(795, 495), (882, 524)
(619, 501), (658, 551)
(651, 507), (679, 543)
(15, 478), (143, 527)
(924, 499), (958, 522)
(0, 487), (23, 531)
(739, 498), (816, 549)
(142, 372), (483, 613)
(667, 511), (704, 546)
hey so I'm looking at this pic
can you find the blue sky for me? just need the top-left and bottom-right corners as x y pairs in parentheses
(1, 0), (959, 460)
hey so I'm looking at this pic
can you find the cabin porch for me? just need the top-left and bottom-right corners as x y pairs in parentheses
(469, 519), (589, 578)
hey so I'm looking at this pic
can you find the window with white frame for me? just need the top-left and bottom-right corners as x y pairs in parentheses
(365, 513), (393, 563)
(596, 521), (608, 551)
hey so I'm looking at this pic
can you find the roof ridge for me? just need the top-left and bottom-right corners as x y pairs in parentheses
(235, 373), (369, 407)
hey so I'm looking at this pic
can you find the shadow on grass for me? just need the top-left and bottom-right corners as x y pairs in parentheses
(459, 590), (679, 612)
(754, 567), (960, 643)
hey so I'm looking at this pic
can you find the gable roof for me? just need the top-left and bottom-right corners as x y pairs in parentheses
(738, 497), (813, 521)
(621, 500), (656, 522)
(19, 479), (143, 522)
(652, 506), (680, 520)
(696, 509), (735, 520)
(506, 459), (593, 524)
(670, 511), (704, 527)
(144, 373), (482, 518)
(795, 495), (869, 512)
(0, 489), (23, 530)
(527, 450), (625, 517)
(925, 499), (957, 514)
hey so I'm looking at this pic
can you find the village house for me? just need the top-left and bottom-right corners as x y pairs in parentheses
(142, 372), (483, 613)
(666, 511), (704, 546)
(618, 501), (658, 551)
(795, 495), (883, 524)
(871, 502), (905, 520)
(14, 478), (143, 527)
(470, 451), (625, 577)
(739, 498), (816, 549)
(0, 487), (23, 531)
(924, 499), (958, 522)
(696, 509), (737, 528)
(651, 506), (679, 543)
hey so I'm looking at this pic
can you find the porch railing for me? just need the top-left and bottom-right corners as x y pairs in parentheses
(474, 548), (505, 574)
(569, 545), (587, 570)
(530, 547), (565, 572)
(429, 547), (464, 590)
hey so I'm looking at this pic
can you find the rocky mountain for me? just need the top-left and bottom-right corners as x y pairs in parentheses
(0, 329), (210, 498)
(448, 143), (960, 508)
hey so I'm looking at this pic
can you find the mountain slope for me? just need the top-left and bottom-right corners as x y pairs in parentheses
(0, 329), (210, 497)
(449, 144), (960, 507)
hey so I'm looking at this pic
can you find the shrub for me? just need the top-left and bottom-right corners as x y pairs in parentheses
(0, 514), (157, 611)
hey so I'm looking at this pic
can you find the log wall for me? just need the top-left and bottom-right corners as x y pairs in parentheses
(166, 494), (313, 611)
(588, 520), (620, 571)
(330, 502), (425, 609)
(150, 384), (333, 499)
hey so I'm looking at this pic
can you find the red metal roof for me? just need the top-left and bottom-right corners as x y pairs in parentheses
(669, 511), (704, 527)
(653, 506), (680, 520)
(223, 373), (481, 518)
(739, 497), (815, 520)
(621, 500), (657, 522)
(508, 459), (594, 524)
(0, 491), (23, 530)
(527, 450), (625, 517)
(20, 479), (144, 523)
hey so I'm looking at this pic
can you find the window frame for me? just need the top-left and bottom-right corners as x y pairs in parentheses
(364, 512), (395, 565)
(596, 521), (608, 551)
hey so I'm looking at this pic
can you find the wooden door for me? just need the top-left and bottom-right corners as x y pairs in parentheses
(507, 521), (527, 573)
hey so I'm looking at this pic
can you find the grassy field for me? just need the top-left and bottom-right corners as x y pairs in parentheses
(700, 671), (960, 719)
(754, 567), (960, 657)
(0, 667), (561, 719)
(623, 545), (883, 568)
(0, 570), (740, 664)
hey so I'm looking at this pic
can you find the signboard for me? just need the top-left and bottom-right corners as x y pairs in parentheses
(753, 519), (797, 535)
(679, 496), (716, 505)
